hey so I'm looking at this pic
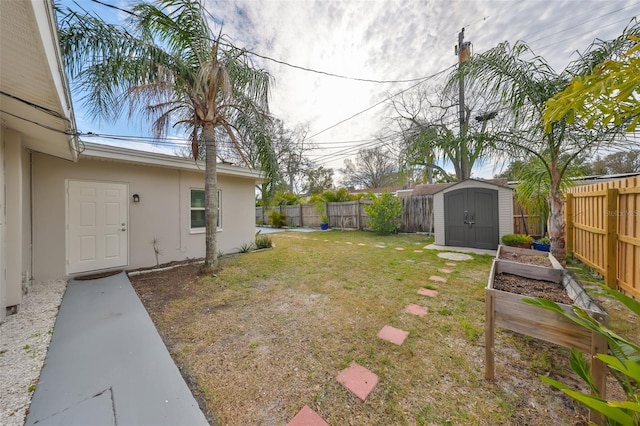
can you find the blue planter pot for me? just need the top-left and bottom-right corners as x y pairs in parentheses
(532, 242), (550, 252)
(320, 223), (329, 230)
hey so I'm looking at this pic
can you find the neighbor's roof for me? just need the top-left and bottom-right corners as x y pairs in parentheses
(80, 141), (265, 181)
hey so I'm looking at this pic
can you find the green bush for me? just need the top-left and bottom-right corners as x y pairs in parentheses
(255, 231), (273, 249)
(268, 210), (287, 228)
(501, 234), (534, 246)
(364, 192), (402, 235)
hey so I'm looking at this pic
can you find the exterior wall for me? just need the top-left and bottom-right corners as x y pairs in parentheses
(0, 126), (5, 320)
(434, 180), (513, 246)
(33, 153), (257, 280)
(4, 129), (30, 308)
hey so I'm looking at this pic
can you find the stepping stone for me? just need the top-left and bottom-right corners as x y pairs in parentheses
(437, 252), (473, 261)
(439, 268), (453, 274)
(413, 250), (423, 253)
(377, 325), (409, 345)
(394, 247), (405, 251)
(345, 242), (353, 245)
(358, 243), (366, 246)
(287, 405), (329, 426)
(375, 245), (386, 248)
(446, 262), (456, 266)
(418, 288), (438, 297)
(405, 304), (427, 316)
(429, 275), (447, 283)
(337, 362), (379, 401)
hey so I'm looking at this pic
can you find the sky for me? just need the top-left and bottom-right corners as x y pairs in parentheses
(63, 0), (640, 182)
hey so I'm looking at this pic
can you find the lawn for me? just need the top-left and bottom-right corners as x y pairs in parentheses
(130, 230), (627, 425)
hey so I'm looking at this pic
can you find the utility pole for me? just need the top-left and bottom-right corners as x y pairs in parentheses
(455, 28), (472, 179)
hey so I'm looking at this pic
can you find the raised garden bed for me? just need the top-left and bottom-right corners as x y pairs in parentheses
(486, 245), (608, 422)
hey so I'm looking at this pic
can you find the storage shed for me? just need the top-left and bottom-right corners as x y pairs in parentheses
(433, 179), (513, 250)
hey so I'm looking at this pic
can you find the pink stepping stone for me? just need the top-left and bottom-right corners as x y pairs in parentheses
(439, 268), (453, 274)
(394, 247), (405, 251)
(377, 325), (409, 345)
(446, 262), (456, 266)
(413, 250), (423, 253)
(287, 405), (329, 426)
(336, 362), (379, 401)
(418, 288), (438, 297)
(429, 275), (447, 283)
(358, 243), (366, 246)
(405, 303), (427, 316)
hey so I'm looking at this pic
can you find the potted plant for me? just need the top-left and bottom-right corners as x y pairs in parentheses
(315, 201), (329, 230)
(501, 234), (534, 249)
(532, 236), (551, 252)
(320, 214), (329, 230)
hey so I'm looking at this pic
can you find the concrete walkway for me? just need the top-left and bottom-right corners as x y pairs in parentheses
(25, 272), (208, 426)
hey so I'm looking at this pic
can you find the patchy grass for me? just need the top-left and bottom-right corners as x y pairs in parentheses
(129, 231), (628, 425)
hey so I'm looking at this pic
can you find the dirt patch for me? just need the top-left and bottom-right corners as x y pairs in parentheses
(493, 273), (573, 304)
(498, 251), (552, 267)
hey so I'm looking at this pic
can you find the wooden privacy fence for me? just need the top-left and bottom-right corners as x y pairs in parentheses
(566, 176), (640, 298)
(256, 195), (435, 233)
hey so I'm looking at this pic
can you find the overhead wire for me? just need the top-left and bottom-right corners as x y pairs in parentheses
(70, 0), (638, 171)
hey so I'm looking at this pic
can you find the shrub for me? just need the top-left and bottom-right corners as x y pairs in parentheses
(501, 234), (534, 246)
(238, 242), (254, 253)
(268, 210), (287, 228)
(364, 192), (402, 235)
(255, 231), (273, 249)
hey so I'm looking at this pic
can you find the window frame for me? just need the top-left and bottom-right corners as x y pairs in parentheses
(190, 188), (221, 233)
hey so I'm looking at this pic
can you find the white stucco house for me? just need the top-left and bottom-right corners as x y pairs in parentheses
(0, 0), (263, 321)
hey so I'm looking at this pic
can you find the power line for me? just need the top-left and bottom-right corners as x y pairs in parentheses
(525, 2), (639, 45)
(306, 65), (456, 141)
(82, 0), (433, 84)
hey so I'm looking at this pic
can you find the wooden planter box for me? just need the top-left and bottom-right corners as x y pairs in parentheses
(486, 245), (608, 421)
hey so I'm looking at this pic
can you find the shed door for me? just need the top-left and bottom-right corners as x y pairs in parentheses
(444, 188), (499, 249)
(67, 180), (128, 274)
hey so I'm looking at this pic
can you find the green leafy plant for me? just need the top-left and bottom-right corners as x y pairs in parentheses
(535, 236), (551, 245)
(501, 234), (534, 247)
(268, 210), (287, 228)
(238, 242), (254, 253)
(525, 287), (640, 425)
(364, 192), (402, 235)
(255, 231), (273, 249)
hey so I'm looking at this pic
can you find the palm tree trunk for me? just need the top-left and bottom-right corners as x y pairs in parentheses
(548, 168), (566, 264)
(203, 122), (219, 271)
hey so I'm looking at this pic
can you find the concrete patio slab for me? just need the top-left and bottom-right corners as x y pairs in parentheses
(25, 272), (208, 426)
(424, 243), (496, 256)
(287, 405), (328, 426)
(336, 362), (379, 401)
(418, 288), (438, 298)
(436, 252), (474, 261)
(377, 325), (409, 345)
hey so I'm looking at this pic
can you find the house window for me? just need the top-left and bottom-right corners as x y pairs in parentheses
(190, 189), (220, 231)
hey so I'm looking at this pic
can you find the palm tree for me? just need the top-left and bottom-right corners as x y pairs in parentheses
(451, 23), (639, 260)
(58, 0), (274, 271)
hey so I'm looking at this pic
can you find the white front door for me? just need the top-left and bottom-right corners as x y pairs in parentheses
(67, 180), (128, 274)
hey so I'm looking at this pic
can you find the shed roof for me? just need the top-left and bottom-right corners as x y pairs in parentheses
(409, 178), (511, 196)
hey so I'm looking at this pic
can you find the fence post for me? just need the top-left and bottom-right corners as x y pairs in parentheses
(299, 204), (304, 227)
(565, 193), (574, 256)
(605, 188), (619, 290)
